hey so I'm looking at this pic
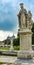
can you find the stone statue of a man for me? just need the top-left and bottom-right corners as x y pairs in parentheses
(18, 3), (27, 29)
(18, 3), (33, 30)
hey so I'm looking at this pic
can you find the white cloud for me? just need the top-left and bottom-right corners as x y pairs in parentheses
(0, 30), (13, 41)
(0, 30), (17, 41)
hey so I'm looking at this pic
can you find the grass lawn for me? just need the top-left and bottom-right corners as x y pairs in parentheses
(0, 46), (20, 51)
(14, 46), (20, 50)
(0, 47), (10, 50)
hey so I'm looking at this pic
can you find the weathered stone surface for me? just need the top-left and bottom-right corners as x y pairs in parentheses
(18, 3), (33, 30)
(17, 3), (33, 59)
(17, 50), (33, 59)
(19, 29), (32, 50)
(17, 29), (33, 59)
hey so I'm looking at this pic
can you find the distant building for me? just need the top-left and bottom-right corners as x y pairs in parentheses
(4, 34), (15, 47)
(7, 34), (15, 40)
(0, 41), (4, 47)
(7, 34), (15, 45)
(0, 34), (15, 47)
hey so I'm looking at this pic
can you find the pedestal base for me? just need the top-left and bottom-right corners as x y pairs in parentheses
(13, 58), (34, 65)
(17, 50), (33, 59)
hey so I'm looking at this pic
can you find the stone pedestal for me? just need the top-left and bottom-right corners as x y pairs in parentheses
(19, 29), (32, 50)
(13, 29), (34, 65)
(18, 50), (33, 59)
(17, 29), (33, 59)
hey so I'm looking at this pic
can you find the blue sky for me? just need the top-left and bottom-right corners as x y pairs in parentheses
(0, 0), (34, 32)
(0, 0), (34, 40)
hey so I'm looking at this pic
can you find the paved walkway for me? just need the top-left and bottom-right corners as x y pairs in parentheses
(0, 55), (17, 63)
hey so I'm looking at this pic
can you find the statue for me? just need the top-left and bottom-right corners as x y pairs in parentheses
(27, 11), (33, 29)
(17, 3), (27, 29)
(18, 3), (33, 30)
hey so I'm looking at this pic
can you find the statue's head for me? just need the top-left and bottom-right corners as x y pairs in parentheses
(28, 11), (32, 18)
(20, 3), (24, 9)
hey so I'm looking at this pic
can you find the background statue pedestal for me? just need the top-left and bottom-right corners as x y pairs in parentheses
(10, 45), (14, 51)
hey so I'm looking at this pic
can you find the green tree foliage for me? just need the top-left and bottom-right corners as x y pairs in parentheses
(32, 23), (34, 33)
(32, 23), (34, 45)
(13, 37), (19, 46)
(13, 31), (20, 46)
(32, 34), (34, 45)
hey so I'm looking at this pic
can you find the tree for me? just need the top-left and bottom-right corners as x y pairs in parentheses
(13, 37), (19, 46)
(32, 23), (34, 33)
(32, 23), (34, 45)
(13, 29), (20, 46)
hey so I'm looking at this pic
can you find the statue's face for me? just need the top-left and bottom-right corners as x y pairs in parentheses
(20, 3), (23, 9)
